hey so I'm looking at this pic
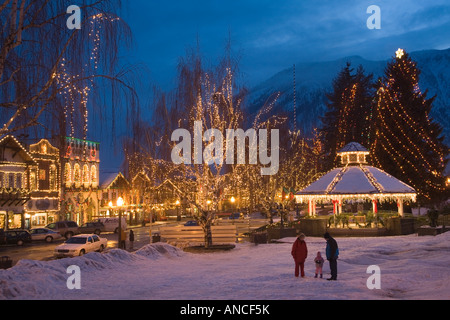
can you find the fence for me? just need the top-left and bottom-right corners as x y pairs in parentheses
(213, 218), (268, 235)
(159, 225), (237, 245)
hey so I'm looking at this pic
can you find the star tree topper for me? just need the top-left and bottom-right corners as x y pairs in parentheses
(396, 48), (405, 59)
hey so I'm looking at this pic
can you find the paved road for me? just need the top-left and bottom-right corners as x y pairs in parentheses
(0, 222), (176, 266)
(0, 218), (268, 266)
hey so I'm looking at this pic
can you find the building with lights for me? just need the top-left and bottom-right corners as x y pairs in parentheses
(60, 137), (100, 225)
(98, 172), (131, 219)
(26, 139), (61, 227)
(130, 171), (153, 223)
(0, 135), (37, 230)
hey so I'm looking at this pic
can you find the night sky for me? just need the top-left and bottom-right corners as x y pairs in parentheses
(101, 0), (450, 173)
(121, 0), (450, 91)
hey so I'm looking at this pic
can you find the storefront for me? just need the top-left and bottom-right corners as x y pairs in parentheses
(0, 135), (37, 230)
(26, 197), (60, 227)
(60, 137), (100, 225)
(0, 210), (24, 230)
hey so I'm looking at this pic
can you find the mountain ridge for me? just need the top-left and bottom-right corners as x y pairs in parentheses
(246, 48), (450, 143)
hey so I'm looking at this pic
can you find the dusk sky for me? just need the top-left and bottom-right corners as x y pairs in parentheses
(121, 0), (450, 91)
(100, 0), (450, 172)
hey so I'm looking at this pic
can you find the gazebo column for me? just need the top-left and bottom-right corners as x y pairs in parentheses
(332, 199), (340, 216)
(308, 200), (313, 217)
(372, 199), (378, 216)
(308, 199), (317, 217)
(397, 199), (404, 217)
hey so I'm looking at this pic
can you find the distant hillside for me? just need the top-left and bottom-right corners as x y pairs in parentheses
(246, 48), (450, 144)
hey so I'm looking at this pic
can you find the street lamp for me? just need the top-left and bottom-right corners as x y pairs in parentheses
(230, 196), (236, 213)
(117, 196), (124, 207)
(176, 200), (181, 221)
(117, 197), (124, 249)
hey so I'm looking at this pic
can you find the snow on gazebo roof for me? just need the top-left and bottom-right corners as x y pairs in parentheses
(337, 142), (369, 153)
(295, 143), (417, 203)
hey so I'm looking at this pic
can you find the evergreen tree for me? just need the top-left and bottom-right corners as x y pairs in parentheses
(320, 63), (374, 171)
(370, 49), (449, 204)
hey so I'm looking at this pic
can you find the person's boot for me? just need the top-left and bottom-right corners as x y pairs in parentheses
(314, 274), (318, 278)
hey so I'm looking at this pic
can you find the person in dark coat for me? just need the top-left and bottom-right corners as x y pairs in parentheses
(324, 232), (339, 281)
(129, 229), (135, 251)
(291, 233), (308, 277)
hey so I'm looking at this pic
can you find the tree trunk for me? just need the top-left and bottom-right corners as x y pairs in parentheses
(203, 223), (213, 248)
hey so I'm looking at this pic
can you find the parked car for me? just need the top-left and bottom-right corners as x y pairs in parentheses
(79, 222), (105, 235)
(97, 217), (127, 233)
(2, 230), (32, 246)
(30, 228), (63, 243)
(184, 220), (199, 226)
(54, 234), (108, 258)
(229, 212), (243, 220)
(46, 221), (79, 239)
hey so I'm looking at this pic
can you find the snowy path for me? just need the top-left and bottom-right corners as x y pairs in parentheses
(1, 233), (449, 300)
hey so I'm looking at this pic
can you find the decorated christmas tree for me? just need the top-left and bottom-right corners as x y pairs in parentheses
(320, 63), (374, 171)
(370, 49), (449, 203)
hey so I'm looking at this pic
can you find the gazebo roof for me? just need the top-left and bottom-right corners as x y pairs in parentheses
(337, 142), (369, 154)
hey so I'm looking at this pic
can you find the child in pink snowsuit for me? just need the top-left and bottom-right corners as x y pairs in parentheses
(314, 251), (324, 278)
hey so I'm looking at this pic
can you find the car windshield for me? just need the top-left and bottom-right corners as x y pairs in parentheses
(65, 237), (86, 244)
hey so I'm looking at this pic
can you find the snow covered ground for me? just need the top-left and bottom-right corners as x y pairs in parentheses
(1, 232), (449, 300)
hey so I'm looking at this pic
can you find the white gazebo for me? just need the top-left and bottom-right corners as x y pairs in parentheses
(295, 142), (416, 217)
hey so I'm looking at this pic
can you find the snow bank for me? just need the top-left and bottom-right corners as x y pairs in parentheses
(135, 242), (185, 260)
(1, 233), (449, 300)
(0, 244), (181, 299)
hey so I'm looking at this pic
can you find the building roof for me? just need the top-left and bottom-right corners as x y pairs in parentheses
(99, 172), (130, 190)
(0, 135), (37, 165)
(337, 142), (369, 154)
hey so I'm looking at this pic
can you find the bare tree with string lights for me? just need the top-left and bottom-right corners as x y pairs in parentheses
(0, 0), (138, 140)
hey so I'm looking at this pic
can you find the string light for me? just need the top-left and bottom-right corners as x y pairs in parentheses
(370, 49), (447, 200)
(54, 12), (120, 139)
(295, 145), (417, 211)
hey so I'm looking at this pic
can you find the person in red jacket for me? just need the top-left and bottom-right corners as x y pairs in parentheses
(291, 233), (308, 278)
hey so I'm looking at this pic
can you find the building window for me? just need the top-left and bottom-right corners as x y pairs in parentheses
(74, 163), (81, 188)
(16, 173), (22, 189)
(30, 170), (37, 191)
(64, 163), (72, 186)
(82, 164), (90, 187)
(91, 165), (98, 187)
(8, 173), (15, 188)
(39, 169), (46, 181)
(49, 165), (57, 190)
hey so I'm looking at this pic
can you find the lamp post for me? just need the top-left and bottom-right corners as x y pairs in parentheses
(176, 200), (181, 221)
(230, 196), (236, 209)
(117, 197), (124, 249)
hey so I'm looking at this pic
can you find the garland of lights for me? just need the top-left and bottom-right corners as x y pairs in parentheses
(370, 49), (447, 200)
(55, 13), (119, 139)
(376, 90), (437, 173)
(379, 83), (445, 165)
